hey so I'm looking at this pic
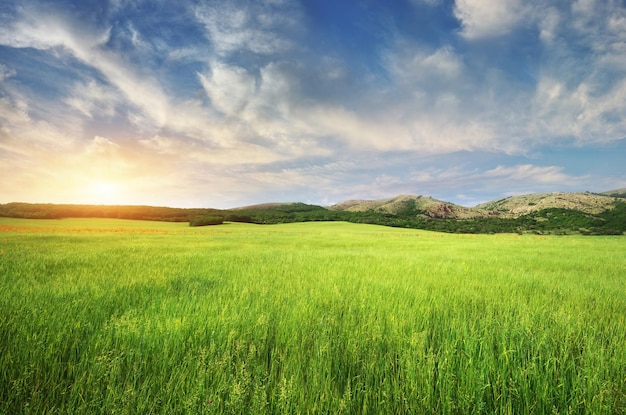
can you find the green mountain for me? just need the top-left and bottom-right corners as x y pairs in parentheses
(325, 191), (625, 235)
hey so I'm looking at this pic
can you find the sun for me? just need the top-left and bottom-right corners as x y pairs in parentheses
(88, 180), (120, 204)
(94, 181), (115, 195)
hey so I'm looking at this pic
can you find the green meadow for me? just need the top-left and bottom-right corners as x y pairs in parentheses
(1, 218), (625, 414)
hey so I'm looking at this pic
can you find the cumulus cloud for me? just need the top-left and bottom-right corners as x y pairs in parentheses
(531, 75), (626, 143)
(528, 1), (626, 144)
(198, 62), (256, 116)
(454, 0), (529, 39)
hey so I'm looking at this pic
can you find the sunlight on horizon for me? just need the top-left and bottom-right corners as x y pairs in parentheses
(86, 180), (123, 205)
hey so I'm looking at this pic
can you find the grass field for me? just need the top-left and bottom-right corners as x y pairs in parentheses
(1, 218), (625, 414)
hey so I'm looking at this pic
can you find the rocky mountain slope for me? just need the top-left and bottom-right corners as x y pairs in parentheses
(328, 191), (623, 220)
(476, 192), (620, 218)
(328, 195), (486, 219)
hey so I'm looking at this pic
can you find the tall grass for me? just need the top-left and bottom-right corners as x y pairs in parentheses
(1, 218), (625, 414)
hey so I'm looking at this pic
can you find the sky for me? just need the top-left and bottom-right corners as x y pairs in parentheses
(1, 0), (625, 209)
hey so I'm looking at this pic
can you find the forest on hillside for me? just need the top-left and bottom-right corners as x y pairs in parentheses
(1, 201), (625, 235)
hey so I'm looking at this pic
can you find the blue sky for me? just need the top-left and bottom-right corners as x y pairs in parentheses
(1, 0), (625, 208)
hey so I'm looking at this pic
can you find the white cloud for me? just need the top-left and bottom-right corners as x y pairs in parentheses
(196, 59), (410, 156)
(64, 80), (120, 118)
(198, 62), (256, 116)
(379, 42), (530, 154)
(194, 2), (296, 57)
(386, 45), (465, 89)
(571, 0), (596, 21)
(531, 74), (626, 144)
(0, 92), (77, 154)
(0, 6), (238, 144)
(0, 7), (172, 127)
(483, 164), (571, 183)
(400, 48), (464, 89)
(538, 7), (560, 43)
(519, 2), (626, 145)
(138, 132), (312, 167)
(0, 95), (29, 127)
(10, 0), (620, 163)
(454, 0), (529, 39)
(607, 9), (626, 34)
(87, 136), (120, 155)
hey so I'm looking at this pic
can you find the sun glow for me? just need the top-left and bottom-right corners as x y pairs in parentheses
(88, 180), (120, 204)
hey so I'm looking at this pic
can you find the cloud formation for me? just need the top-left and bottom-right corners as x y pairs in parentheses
(0, 0), (624, 208)
(455, 0), (530, 39)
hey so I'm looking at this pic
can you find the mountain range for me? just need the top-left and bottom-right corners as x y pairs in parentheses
(325, 190), (625, 220)
(223, 189), (626, 234)
(1, 189), (625, 235)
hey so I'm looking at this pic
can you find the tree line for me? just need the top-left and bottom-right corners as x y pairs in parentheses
(1, 201), (625, 235)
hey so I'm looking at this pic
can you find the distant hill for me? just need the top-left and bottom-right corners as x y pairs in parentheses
(327, 191), (623, 220)
(328, 194), (486, 219)
(232, 202), (321, 211)
(328, 195), (441, 213)
(0, 202), (220, 222)
(232, 202), (294, 210)
(323, 191), (625, 234)
(601, 188), (626, 198)
(2, 190), (625, 234)
(476, 192), (619, 218)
